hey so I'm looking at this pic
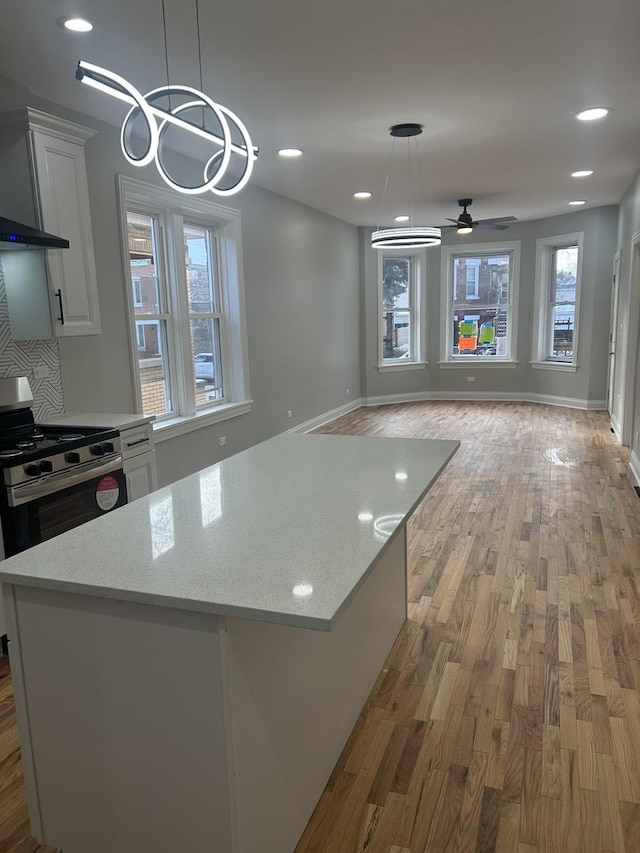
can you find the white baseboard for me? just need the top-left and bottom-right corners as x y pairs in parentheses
(287, 398), (365, 434)
(364, 390), (607, 411)
(630, 448), (640, 488)
(610, 412), (623, 443)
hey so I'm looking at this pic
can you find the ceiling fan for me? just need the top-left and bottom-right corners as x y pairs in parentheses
(444, 198), (518, 234)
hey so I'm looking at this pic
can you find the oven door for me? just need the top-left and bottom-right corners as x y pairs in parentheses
(2, 455), (128, 557)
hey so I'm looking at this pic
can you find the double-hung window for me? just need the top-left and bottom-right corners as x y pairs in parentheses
(379, 249), (426, 368)
(440, 242), (521, 364)
(532, 233), (583, 369)
(119, 176), (251, 434)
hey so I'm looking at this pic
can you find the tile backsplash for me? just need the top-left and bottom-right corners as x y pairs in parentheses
(0, 254), (64, 419)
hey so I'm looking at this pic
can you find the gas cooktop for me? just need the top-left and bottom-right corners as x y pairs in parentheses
(0, 424), (119, 465)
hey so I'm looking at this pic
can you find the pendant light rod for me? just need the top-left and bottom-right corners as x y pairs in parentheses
(371, 122), (441, 250)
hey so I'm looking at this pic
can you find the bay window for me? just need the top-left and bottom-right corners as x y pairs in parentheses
(379, 249), (426, 369)
(440, 242), (521, 364)
(532, 233), (583, 369)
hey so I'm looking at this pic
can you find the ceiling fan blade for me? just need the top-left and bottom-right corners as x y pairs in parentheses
(478, 222), (510, 230)
(476, 216), (518, 225)
(445, 218), (464, 225)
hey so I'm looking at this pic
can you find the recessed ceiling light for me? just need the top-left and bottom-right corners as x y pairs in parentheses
(353, 191), (372, 199)
(278, 148), (303, 158)
(575, 107), (610, 122)
(569, 200), (587, 206)
(58, 16), (95, 32)
(394, 215), (410, 222)
(571, 170), (594, 178)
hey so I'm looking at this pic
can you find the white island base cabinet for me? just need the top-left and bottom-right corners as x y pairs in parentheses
(5, 529), (406, 853)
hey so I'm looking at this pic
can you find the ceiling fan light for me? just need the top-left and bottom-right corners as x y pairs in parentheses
(371, 226), (441, 249)
(457, 226), (473, 235)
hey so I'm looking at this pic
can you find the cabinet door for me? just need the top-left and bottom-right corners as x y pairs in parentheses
(124, 453), (158, 503)
(30, 130), (101, 336)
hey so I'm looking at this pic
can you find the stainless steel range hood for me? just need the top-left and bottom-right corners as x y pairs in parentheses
(0, 216), (69, 250)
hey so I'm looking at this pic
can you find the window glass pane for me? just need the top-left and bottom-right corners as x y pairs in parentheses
(191, 318), (224, 405)
(451, 253), (511, 358)
(127, 211), (172, 417)
(127, 213), (161, 314)
(552, 246), (578, 303)
(453, 255), (510, 307)
(382, 310), (411, 359)
(184, 224), (215, 313)
(138, 320), (173, 416)
(551, 304), (574, 358)
(382, 258), (410, 309)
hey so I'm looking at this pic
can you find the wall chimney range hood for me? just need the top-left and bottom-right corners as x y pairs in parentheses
(0, 216), (69, 250)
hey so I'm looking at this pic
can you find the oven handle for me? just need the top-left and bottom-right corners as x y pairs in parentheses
(7, 455), (124, 508)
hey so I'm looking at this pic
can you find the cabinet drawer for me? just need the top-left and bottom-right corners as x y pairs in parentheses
(120, 426), (155, 460)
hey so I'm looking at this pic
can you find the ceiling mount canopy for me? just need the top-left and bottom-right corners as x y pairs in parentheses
(371, 123), (441, 250)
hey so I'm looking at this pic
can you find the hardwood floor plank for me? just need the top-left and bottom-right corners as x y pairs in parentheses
(3, 403), (640, 853)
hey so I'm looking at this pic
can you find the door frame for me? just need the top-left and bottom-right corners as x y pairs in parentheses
(608, 251), (621, 437)
(620, 233), (640, 446)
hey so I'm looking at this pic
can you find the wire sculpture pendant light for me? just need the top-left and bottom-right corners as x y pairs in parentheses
(76, 0), (257, 197)
(371, 124), (441, 249)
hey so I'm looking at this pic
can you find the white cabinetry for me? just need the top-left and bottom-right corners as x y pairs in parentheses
(0, 108), (101, 338)
(121, 423), (158, 502)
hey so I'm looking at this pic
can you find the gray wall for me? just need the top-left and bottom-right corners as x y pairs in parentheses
(616, 169), (640, 458)
(0, 74), (361, 486)
(362, 206), (618, 404)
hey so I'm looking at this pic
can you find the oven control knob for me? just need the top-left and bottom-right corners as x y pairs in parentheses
(65, 451), (80, 463)
(24, 463), (40, 477)
(39, 460), (53, 474)
(90, 444), (105, 457)
(101, 442), (115, 454)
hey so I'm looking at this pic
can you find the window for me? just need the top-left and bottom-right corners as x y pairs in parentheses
(440, 242), (521, 364)
(532, 233), (583, 369)
(379, 249), (426, 368)
(119, 176), (251, 435)
(132, 277), (143, 307)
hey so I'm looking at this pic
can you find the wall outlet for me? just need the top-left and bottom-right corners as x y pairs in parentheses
(33, 363), (52, 379)
(466, 376), (476, 383)
(218, 435), (226, 446)
(286, 410), (293, 418)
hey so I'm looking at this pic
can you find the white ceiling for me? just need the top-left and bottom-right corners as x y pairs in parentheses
(1, 0), (640, 227)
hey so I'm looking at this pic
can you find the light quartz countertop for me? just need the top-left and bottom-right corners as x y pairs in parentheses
(43, 412), (155, 431)
(0, 434), (458, 630)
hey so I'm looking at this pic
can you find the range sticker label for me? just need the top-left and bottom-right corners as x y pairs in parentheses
(96, 476), (120, 511)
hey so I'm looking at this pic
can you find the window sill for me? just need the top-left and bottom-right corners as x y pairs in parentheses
(153, 400), (253, 443)
(437, 360), (517, 369)
(378, 362), (427, 373)
(530, 360), (578, 373)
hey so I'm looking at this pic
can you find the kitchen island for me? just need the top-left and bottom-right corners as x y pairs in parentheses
(0, 433), (458, 853)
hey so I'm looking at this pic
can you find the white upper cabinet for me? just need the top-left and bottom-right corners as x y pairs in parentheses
(0, 108), (101, 338)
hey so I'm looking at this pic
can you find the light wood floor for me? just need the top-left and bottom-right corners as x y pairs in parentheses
(295, 401), (640, 852)
(1, 402), (639, 852)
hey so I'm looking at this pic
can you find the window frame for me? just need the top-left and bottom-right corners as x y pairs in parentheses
(531, 232), (583, 371)
(117, 175), (252, 441)
(377, 247), (427, 371)
(439, 241), (521, 367)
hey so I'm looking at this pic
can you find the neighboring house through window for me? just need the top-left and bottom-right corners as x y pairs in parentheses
(532, 233), (583, 370)
(440, 241), (521, 364)
(118, 176), (251, 433)
(379, 248), (426, 369)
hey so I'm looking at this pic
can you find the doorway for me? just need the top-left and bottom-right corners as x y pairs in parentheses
(608, 251), (621, 435)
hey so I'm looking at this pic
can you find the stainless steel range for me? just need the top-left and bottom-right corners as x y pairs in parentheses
(0, 377), (127, 560)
